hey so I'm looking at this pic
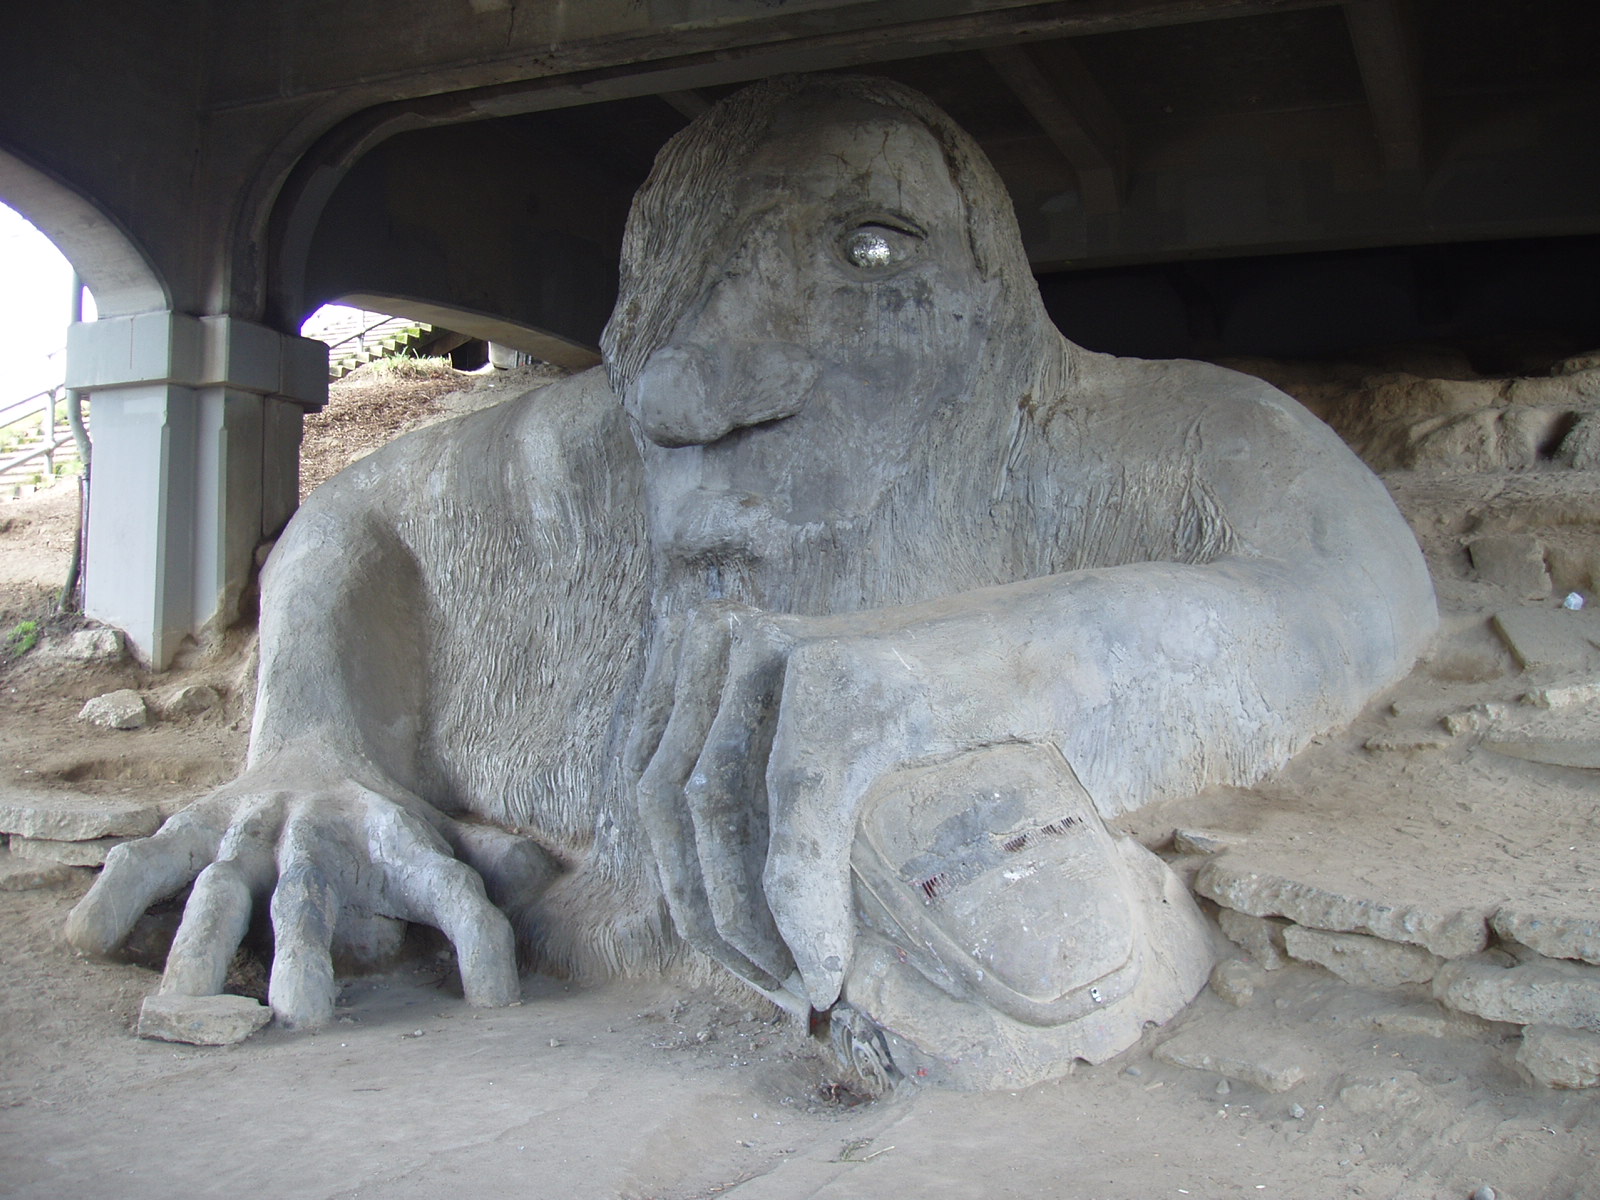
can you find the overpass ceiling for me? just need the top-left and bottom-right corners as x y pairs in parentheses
(314, 0), (1596, 275)
(285, 0), (1599, 358)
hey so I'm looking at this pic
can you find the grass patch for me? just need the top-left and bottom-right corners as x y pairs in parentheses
(5, 619), (39, 658)
(362, 354), (456, 381)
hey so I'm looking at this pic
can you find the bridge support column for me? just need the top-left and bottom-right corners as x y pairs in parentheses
(66, 313), (326, 668)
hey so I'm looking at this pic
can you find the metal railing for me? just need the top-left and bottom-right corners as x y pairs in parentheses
(321, 314), (433, 373)
(324, 314), (412, 358)
(0, 384), (79, 481)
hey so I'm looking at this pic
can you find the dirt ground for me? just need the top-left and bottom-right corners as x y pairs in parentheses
(1, 354), (1597, 1200)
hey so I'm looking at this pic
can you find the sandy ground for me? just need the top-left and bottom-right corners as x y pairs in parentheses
(2, 877), (1594, 1200)
(1, 357), (1597, 1200)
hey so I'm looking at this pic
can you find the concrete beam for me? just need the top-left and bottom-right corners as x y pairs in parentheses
(293, 119), (627, 350)
(262, 0), (1345, 325)
(214, 0), (1344, 114)
(1343, 0), (1424, 176)
(336, 294), (602, 371)
(659, 90), (711, 121)
(983, 42), (1127, 216)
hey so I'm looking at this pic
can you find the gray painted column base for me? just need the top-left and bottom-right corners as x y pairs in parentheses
(66, 313), (323, 666)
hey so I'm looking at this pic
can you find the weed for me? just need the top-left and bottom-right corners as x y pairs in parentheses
(5, 619), (40, 658)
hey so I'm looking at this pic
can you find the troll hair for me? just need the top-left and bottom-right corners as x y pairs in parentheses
(599, 74), (1053, 399)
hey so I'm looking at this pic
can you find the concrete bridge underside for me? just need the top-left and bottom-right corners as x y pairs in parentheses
(1, 0), (1596, 664)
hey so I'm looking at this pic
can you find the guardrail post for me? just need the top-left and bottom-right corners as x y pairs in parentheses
(44, 385), (58, 478)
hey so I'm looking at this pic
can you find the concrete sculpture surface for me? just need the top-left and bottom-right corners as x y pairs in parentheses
(67, 76), (1437, 1088)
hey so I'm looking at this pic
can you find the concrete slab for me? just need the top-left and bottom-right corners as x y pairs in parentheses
(1493, 903), (1600, 967)
(0, 790), (163, 840)
(1522, 680), (1600, 709)
(1283, 925), (1442, 988)
(10, 834), (127, 867)
(1482, 738), (1600, 769)
(1361, 1001), (1493, 1041)
(1434, 954), (1600, 1032)
(1491, 608), (1600, 672)
(1195, 857), (1490, 959)
(1153, 1025), (1308, 1092)
(1478, 702), (1600, 767)
(1518, 1026), (1600, 1088)
(1467, 535), (1551, 597)
(137, 993), (273, 1046)
(0, 847), (87, 891)
(1141, 703), (1600, 992)
(1217, 909), (1290, 969)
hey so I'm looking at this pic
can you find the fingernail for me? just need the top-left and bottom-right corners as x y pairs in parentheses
(797, 948), (845, 1010)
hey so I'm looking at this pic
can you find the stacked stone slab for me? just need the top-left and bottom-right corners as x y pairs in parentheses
(1195, 854), (1600, 1088)
(1188, 354), (1600, 1090)
(0, 794), (275, 1047)
(0, 790), (163, 874)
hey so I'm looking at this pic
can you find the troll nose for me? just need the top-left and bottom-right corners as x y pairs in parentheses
(628, 340), (819, 447)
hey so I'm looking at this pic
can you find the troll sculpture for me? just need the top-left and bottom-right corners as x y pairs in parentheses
(68, 76), (1436, 1089)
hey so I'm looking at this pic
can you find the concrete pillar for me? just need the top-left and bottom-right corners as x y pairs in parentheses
(66, 313), (326, 668)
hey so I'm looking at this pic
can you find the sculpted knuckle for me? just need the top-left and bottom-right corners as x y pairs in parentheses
(785, 637), (911, 720)
(787, 636), (860, 686)
(100, 841), (136, 871)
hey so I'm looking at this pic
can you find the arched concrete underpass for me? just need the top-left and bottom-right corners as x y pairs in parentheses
(0, 147), (327, 668)
(1, 0), (1596, 663)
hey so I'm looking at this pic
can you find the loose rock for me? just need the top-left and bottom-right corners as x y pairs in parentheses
(1516, 1025), (1600, 1088)
(1195, 859), (1489, 959)
(1209, 958), (1260, 1006)
(0, 792), (162, 840)
(1442, 708), (1491, 737)
(1433, 953), (1600, 1031)
(1217, 909), (1291, 970)
(1283, 925), (1442, 989)
(137, 993), (272, 1045)
(156, 683), (222, 716)
(37, 626), (126, 663)
(77, 689), (149, 730)
(9, 834), (128, 868)
(1361, 730), (1453, 754)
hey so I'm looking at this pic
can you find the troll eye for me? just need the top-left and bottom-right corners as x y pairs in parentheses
(839, 222), (923, 272)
